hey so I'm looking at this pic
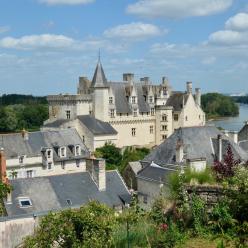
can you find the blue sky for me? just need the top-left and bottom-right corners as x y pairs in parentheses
(1, 0), (248, 95)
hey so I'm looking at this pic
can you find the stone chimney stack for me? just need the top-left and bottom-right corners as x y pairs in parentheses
(186, 82), (193, 94)
(162, 77), (169, 85)
(195, 88), (201, 106)
(143, 77), (149, 85)
(21, 129), (29, 141)
(217, 134), (222, 162)
(176, 139), (184, 163)
(123, 73), (134, 85)
(0, 148), (7, 183)
(86, 158), (106, 191)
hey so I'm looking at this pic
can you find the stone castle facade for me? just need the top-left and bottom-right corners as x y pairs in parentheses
(43, 59), (205, 151)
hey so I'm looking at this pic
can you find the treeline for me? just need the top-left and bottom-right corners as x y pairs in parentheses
(201, 93), (239, 118)
(0, 94), (48, 133)
(232, 95), (248, 104)
(0, 94), (47, 105)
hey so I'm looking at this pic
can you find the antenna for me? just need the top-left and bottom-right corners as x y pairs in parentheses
(98, 48), (101, 62)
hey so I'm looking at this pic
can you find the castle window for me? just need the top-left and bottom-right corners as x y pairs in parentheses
(149, 96), (153, 103)
(19, 156), (24, 164)
(131, 96), (136, 104)
(150, 125), (154, 134)
(162, 135), (167, 140)
(162, 115), (167, 122)
(162, 125), (167, 131)
(26, 170), (33, 178)
(133, 108), (138, 117)
(47, 149), (52, 159)
(61, 161), (65, 169)
(109, 97), (113, 104)
(151, 108), (155, 116)
(131, 128), (136, 137)
(199, 115), (201, 119)
(174, 114), (179, 121)
(110, 109), (115, 118)
(48, 163), (52, 170)
(76, 160), (80, 167)
(66, 110), (71, 119)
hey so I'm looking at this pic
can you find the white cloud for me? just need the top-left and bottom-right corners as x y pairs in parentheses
(208, 12), (248, 46)
(126, 0), (232, 19)
(225, 13), (248, 31)
(0, 26), (10, 34)
(0, 34), (75, 50)
(209, 30), (248, 45)
(201, 56), (216, 65)
(39, 0), (94, 5)
(103, 22), (164, 40)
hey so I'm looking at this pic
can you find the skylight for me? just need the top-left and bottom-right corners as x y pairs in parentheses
(19, 198), (32, 208)
(66, 199), (72, 206)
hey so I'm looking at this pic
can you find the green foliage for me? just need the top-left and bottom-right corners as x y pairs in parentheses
(94, 142), (122, 169)
(23, 201), (116, 248)
(201, 93), (239, 118)
(0, 94), (47, 105)
(0, 104), (48, 132)
(150, 196), (169, 224)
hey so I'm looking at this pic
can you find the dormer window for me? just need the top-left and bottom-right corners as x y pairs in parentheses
(131, 96), (136, 104)
(75, 145), (81, 156)
(59, 147), (66, 158)
(109, 97), (113, 104)
(149, 96), (153, 103)
(46, 149), (52, 159)
(19, 197), (32, 208)
(162, 115), (167, 122)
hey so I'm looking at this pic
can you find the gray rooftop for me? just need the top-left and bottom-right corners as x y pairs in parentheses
(143, 126), (248, 166)
(137, 164), (176, 183)
(238, 123), (248, 142)
(78, 115), (117, 135)
(166, 92), (189, 111)
(91, 61), (108, 88)
(0, 129), (89, 159)
(5, 170), (131, 218)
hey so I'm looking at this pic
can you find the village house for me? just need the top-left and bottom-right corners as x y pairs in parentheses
(43, 58), (205, 151)
(135, 125), (248, 209)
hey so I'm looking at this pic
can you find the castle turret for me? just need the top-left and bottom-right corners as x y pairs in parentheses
(92, 58), (109, 122)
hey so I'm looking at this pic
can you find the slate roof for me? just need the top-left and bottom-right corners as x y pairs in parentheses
(238, 123), (248, 142)
(128, 161), (142, 175)
(0, 129), (89, 159)
(91, 61), (108, 88)
(109, 82), (150, 114)
(5, 170), (131, 218)
(43, 119), (70, 128)
(143, 126), (248, 166)
(166, 92), (189, 111)
(78, 115), (117, 135)
(137, 164), (176, 183)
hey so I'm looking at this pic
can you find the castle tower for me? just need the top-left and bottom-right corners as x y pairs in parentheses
(92, 58), (109, 122)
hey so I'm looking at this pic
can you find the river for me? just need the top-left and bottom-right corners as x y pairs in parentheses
(207, 104), (248, 132)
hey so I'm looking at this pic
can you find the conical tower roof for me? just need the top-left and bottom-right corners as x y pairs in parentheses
(91, 59), (108, 88)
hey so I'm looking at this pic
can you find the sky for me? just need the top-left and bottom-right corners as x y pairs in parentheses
(1, 0), (248, 95)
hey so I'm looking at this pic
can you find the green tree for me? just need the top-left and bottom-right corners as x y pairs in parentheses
(23, 201), (116, 248)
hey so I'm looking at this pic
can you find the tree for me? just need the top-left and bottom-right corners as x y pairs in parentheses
(23, 201), (116, 248)
(95, 142), (122, 169)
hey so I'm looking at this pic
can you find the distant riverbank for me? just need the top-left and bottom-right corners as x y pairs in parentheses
(207, 103), (248, 131)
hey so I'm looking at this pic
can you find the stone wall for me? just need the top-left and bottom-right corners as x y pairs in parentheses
(186, 185), (224, 211)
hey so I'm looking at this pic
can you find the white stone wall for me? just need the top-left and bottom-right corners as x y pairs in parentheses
(93, 88), (109, 122)
(94, 135), (118, 150)
(137, 178), (164, 210)
(0, 217), (38, 248)
(6, 158), (86, 179)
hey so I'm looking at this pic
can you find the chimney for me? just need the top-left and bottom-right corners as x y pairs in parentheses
(186, 82), (193, 94)
(123, 73), (134, 84)
(86, 158), (106, 191)
(176, 139), (184, 163)
(143, 77), (149, 85)
(217, 134), (222, 162)
(0, 148), (7, 183)
(195, 88), (201, 106)
(21, 129), (29, 141)
(229, 131), (238, 144)
(162, 77), (169, 85)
